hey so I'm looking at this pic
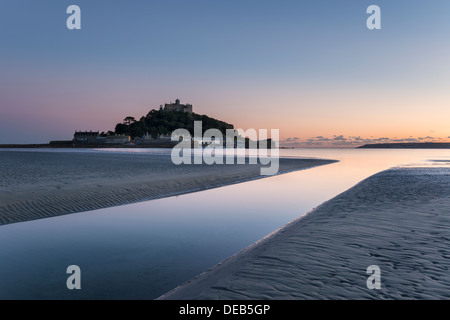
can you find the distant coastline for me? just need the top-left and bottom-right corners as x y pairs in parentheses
(357, 142), (450, 149)
(0, 138), (276, 149)
(0, 143), (178, 149)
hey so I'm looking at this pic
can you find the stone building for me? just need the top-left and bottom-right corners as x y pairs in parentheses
(73, 131), (130, 145)
(73, 131), (99, 143)
(160, 99), (192, 113)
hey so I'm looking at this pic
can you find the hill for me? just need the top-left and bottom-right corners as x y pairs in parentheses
(114, 109), (234, 139)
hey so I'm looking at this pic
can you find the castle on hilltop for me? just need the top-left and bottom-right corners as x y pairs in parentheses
(160, 99), (192, 114)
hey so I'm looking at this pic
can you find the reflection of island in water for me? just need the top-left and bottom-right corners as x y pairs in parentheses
(358, 143), (450, 149)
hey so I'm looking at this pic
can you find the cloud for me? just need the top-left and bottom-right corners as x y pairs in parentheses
(308, 136), (331, 142)
(280, 134), (450, 148)
(394, 138), (419, 142)
(282, 137), (300, 142)
(333, 135), (346, 141)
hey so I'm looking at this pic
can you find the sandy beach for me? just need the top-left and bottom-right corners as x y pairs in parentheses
(159, 167), (450, 299)
(0, 150), (336, 226)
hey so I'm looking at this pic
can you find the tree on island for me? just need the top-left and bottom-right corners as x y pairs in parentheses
(123, 116), (136, 125)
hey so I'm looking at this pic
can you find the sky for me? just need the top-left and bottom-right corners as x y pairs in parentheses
(0, 0), (449, 146)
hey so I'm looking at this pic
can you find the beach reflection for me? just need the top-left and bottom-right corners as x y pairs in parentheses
(0, 148), (449, 299)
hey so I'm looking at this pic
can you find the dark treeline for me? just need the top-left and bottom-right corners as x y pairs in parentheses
(115, 109), (234, 139)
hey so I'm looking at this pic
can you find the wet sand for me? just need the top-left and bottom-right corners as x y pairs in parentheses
(159, 167), (450, 299)
(0, 150), (336, 226)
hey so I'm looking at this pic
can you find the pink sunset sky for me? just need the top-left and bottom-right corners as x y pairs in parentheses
(1, 1), (449, 147)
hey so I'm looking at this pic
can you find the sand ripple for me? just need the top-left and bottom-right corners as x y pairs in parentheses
(160, 167), (450, 299)
(0, 151), (335, 225)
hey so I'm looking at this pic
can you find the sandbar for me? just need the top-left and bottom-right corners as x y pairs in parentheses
(0, 150), (336, 226)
